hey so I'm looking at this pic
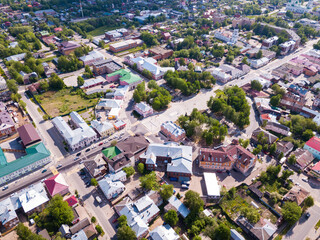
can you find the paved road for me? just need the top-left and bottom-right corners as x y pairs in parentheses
(283, 205), (320, 240)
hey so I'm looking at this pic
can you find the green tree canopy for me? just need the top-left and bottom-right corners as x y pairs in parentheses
(117, 225), (137, 240)
(123, 166), (135, 178)
(139, 172), (159, 190)
(281, 201), (302, 225)
(164, 209), (179, 226)
(137, 163), (145, 174)
(251, 80), (262, 91)
(160, 184), (174, 201)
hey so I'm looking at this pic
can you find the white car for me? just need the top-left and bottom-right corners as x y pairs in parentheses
(95, 196), (102, 204)
(302, 178), (308, 182)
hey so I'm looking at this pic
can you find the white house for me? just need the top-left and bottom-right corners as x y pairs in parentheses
(52, 112), (97, 151)
(98, 174), (125, 200)
(0, 76), (7, 90)
(126, 56), (175, 80)
(134, 102), (153, 118)
(150, 224), (180, 240)
(249, 57), (270, 69)
(209, 67), (232, 83)
(79, 50), (104, 66)
(214, 29), (239, 45)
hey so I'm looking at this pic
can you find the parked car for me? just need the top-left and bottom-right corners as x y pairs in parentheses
(305, 212), (310, 219)
(98, 142), (103, 146)
(226, 170), (231, 176)
(76, 152), (81, 156)
(112, 218), (118, 223)
(95, 196), (102, 204)
(57, 164), (62, 168)
(182, 181), (190, 186)
(42, 169), (47, 173)
(85, 148), (90, 152)
(302, 178), (308, 182)
(74, 157), (79, 161)
(181, 184), (189, 189)
(2, 186), (8, 191)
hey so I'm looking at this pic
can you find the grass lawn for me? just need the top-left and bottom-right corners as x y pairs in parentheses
(114, 46), (144, 56)
(88, 25), (120, 36)
(36, 88), (99, 117)
(38, 56), (56, 63)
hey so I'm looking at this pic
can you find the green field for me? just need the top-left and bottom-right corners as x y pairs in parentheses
(88, 26), (120, 36)
(35, 89), (99, 117)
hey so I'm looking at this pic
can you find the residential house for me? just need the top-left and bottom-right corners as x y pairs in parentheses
(109, 39), (143, 53)
(219, 64), (247, 80)
(209, 67), (232, 83)
(237, 216), (277, 240)
(113, 120), (126, 131)
(249, 57), (270, 69)
(102, 135), (149, 173)
(17, 123), (41, 147)
(0, 102), (16, 139)
(265, 121), (291, 136)
(65, 196), (78, 208)
(98, 171), (126, 199)
(91, 120), (115, 138)
(160, 121), (186, 142)
(230, 229), (245, 240)
(262, 36), (279, 48)
(199, 142), (256, 176)
(5, 53), (26, 62)
(92, 59), (123, 75)
(149, 47), (173, 60)
(125, 56), (175, 80)
(106, 69), (142, 90)
(71, 229), (87, 240)
(10, 182), (49, 215)
(304, 136), (320, 159)
(0, 143), (51, 185)
(44, 173), (69, 197)
(52, 112), (97, 151)
(0, 198), (19, 231)
(251, 128), (278, 145)
(79, 50), (104, 66)
(279, 41), (297, 55)
(139, 143), (192, 182)
(84, 157), (107, 179)
(150, 224), (180, 240)
(58, 41), (81, 55)
(0, 76), (7, 91)
(283, 185), (309, 206)
(288, 84), (308, 97)
(309, 161), (320, 180)
(280, 92), (306, 112)
(288, 148), (314, 170)
(118, 194), (160, 238)
(162, 32), (171, 40)
(276, 141), (294, 157)
(134, 102), (153, 118)
(232, 17), (255, 28)
(164, 195), (190, 219)
(214, 29), (239, 45)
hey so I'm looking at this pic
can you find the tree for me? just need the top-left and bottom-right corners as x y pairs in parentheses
(184, 190), (204, 215)
(137, 163), (145, 174)
(286, 10), (294, 18)
(111, 140), (117, 146)
(77, 76), (84, 87)
(90, 178), (98, 186)
(269, 143), (277, 155)
(281, 201), (302, 225)
(214, 224), (231, 240)
(49, 73), (65, 90)
(304, 196), (314, 209)
(139, 172), (159, 190)
(7, 79), (18, 93)
(179, 57), (186, 66)
(117, 225), (137, 240)
(288, 154), (296, 165)
(278, 152), (284, 160)
(39, 80), (49, 92)
(37, 195), (74, 232)
(11, 93), (21, 102)
(253, 145), (262, 155)
(95, 225), (105, 236)
(164, 210), (178, 226)
(91, 216), (96, 223)
(270, 94), (281, 107)
(123, 166), (135, 178)
(160, 184), (174, 201)
(242, 56), (249, 65)
(256, 50), (263, 59)
(302, 129), (314, 141)
(246, 32), (252, 40)
(118, 215), (128, 227)
(19, 100), (27, 111)
(16, 223), (47, 240)
(251, 80), (262, 91)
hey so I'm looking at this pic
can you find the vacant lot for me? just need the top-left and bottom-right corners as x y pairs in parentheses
(36, 89), (99, 117)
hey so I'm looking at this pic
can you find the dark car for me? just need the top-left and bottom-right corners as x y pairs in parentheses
(226, 170), (231, 176)
(42, 169), (47, 173)
(85, 148), (90, 152)
(76, 152), (82, 156)
(306, 213), (311, 219)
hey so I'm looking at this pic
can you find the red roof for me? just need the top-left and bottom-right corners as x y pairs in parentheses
(44, 174), (69, 197)
(260, 114), (271, 120)
(312, 161), (320, 171)
(54, 27), (63, 32)
(305, 136), (320, 153)
(17, 123), (41, 147)
(65, 195), (78, 207)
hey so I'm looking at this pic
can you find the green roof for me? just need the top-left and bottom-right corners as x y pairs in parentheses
(107, 69), (142, 85)
(0, 142), (51, 178)
(0, 148), (7, 166)
(102, 146), (121, 159)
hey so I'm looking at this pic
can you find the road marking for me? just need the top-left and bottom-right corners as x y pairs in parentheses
(144, 132), (152, 136)
(67, 167), (80, 176)
(127, 130), (135, 136)
(50, 166), (59, 175)
(131, 122), (139, 127)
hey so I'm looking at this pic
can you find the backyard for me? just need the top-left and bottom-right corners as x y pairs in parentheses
(35, 88), (99, 117)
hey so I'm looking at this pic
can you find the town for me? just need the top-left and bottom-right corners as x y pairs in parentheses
(1, 0), (320, 240)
